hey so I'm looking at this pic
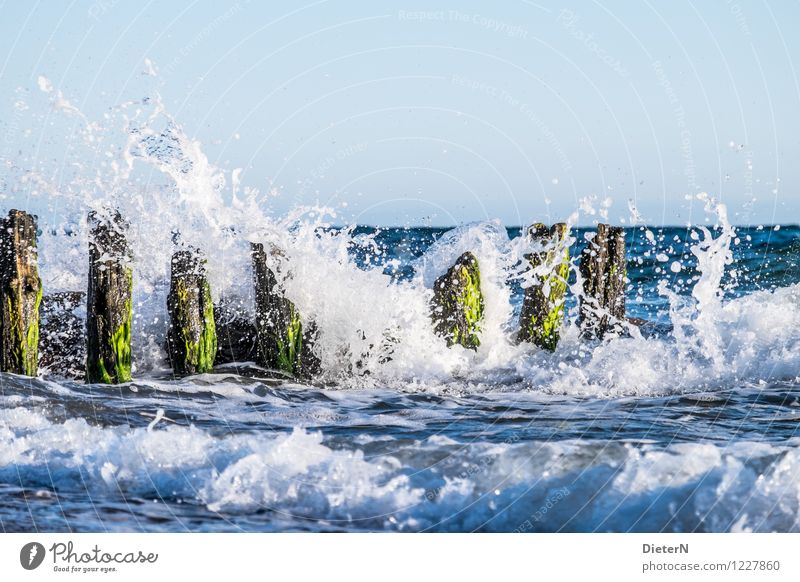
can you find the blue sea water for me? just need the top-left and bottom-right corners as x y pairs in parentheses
(1, 224), (799, 533)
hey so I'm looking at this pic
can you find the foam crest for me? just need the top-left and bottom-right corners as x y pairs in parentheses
(3, 408), (800, 531)
(5, 82), (799, 397)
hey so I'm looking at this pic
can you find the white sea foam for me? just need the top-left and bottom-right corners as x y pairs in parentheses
(5, 84), (799, 397)
(1, 407), (799, 532)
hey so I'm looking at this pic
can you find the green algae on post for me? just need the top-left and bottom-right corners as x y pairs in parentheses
(518, 223), (570, 352)
(86, 210), (133, 384)
(579, 224), (627, 339)
(0, 210), (43, 376)
(274, 302), (303, 374)
(431, 251), (485, 350)
(251, 242), (320, 379)
(167, 248), (217, 376)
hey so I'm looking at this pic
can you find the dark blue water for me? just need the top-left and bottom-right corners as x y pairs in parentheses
(1, 224), (799, 533)
(352, 224), (799, 309)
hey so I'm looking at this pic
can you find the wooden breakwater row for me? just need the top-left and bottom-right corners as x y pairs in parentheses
(428, 222), (627, 352)
(0, 209), (627, 383)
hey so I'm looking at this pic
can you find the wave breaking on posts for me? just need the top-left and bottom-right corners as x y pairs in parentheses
(1, 81), (799, 533)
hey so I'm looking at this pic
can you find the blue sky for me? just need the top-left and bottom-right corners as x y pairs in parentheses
(1, 0), (798, 226)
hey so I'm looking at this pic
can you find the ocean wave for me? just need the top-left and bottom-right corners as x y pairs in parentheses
(2, 407), (799, 532)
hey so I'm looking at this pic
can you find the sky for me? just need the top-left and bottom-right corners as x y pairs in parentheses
(1, 0), (799, 226)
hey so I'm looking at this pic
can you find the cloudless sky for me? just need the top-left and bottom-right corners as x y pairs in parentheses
(1, 0), (799, 226)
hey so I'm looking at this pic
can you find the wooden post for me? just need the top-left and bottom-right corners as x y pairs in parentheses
(579, 224), (627, 339)
(86, 210), (132, 384)
(579, 224), (607, 339)
(0, 210), (42, 376)
(430, 251), (485, 350)
(251, 242), (319, 378)
(166, 248), (217, 376)
(605, 226), (627, 326)
(518, 223), (570, 351)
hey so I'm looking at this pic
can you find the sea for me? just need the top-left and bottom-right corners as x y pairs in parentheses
(1, 91), (799, 533)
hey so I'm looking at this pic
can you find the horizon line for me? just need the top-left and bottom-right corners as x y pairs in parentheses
(335, 222), (800, 230)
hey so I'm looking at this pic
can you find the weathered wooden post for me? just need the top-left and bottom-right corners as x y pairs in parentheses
(86, 210), (132, 384)
(579, 224), (627, 339)
(430, 251), (485, 350)
(517, 223), (570, 351)
(605, 226), (627, 326)
(580, 224), (609, 337)
(251, 242), (319, 378)
(166, 248), (217, 376)
(0, 210), (42, 376)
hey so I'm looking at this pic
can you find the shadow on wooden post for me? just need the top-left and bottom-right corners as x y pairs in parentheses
(213, 297), (257, 366)
(579, 224), (627, 339)
(517, 223), (570, 351)
(166, 248), (217, 376)
(86, 210), (132, 384)
(430, 251), (485, 350)
(40, 291), (85, 378)
(0, 210), (42, 376)
(251, 242), (319, 379)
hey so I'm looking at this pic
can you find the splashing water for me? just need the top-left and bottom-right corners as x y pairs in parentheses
(1, 80), (799, 532)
